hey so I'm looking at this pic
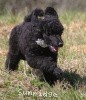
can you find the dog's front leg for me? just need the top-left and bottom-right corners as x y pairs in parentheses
(25, 54), (55, 73)
(26, 55), (62, 76)
(25, 54), (63, 85)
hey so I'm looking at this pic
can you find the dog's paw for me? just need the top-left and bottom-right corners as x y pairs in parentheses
(53, 67), (63, 79)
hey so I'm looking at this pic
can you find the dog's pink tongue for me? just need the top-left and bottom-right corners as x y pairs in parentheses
(49, 46), (58, 52)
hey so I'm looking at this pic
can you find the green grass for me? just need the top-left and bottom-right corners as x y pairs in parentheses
(0, 11), (86, 100)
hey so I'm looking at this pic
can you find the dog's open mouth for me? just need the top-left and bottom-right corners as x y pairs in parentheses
(49, 46), (59, 53)
(36, 39), (59, 53)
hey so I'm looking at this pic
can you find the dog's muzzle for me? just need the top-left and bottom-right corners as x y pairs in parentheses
(36, 39), (59, 53)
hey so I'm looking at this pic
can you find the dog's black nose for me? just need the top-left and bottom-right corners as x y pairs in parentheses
(58, 42), (63, 47)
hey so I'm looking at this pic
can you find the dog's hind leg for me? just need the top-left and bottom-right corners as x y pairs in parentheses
(5, 25), (21, 71)
(5, 52), (20, 71)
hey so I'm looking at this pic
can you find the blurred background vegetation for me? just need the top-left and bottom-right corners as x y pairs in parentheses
(0, 0), (86, 15)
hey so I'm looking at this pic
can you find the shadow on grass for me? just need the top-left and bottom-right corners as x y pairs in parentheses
(62, 70), (86, 88)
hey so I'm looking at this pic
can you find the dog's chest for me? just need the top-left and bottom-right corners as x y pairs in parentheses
(32, 46), (51, 57)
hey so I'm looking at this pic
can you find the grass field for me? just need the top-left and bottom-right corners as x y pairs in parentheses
(0, 11), (86, 100)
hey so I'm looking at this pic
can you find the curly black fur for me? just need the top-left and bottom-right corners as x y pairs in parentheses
(5, 7), (64, 86)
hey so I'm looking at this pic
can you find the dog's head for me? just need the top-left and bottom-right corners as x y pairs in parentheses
(36, 7), (64, 53)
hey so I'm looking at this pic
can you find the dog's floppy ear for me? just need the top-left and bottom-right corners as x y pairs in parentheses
(24, 14), (32, 22)
(45, 7), (58, 17)
(32, 8), (44, 16)
(24, 8), (44, 22)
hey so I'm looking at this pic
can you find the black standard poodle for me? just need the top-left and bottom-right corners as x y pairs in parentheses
(5, 7), (64, 85)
